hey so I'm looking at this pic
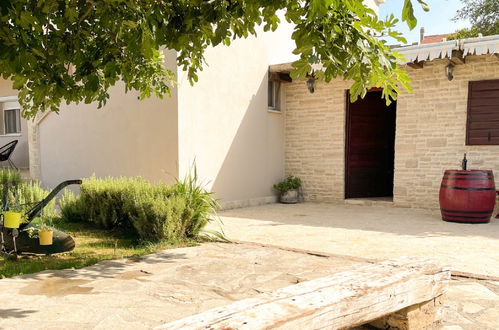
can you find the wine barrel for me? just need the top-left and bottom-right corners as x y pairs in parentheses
(439, 170), (496, 223)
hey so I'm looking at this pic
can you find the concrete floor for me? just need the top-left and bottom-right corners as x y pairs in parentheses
(214, 202), (499, 278)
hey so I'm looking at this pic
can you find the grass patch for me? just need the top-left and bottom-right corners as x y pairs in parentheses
(0, 220), (199, 278)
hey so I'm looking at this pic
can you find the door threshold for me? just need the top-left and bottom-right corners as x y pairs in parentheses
(344, 197), (394, 207)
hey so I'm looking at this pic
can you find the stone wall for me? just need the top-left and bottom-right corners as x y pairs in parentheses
(284, 78), (350, 202)
(394, 55), (499, 209)
(284, 54), (499, 209)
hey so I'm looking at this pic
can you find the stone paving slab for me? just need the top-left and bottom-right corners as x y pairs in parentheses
(1, 200), (498, 329)
(213, 202), (499, 277)
(0, 243), (363, 329)
(211, 202), (499, 329)
(442, 278), (499, 330)
(0, 241), (497, 329)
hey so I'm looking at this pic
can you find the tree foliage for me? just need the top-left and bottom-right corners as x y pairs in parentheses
(450, 0), (499, 39)
(0, 0), (428, 117)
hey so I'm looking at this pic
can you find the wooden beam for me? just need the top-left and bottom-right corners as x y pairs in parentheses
(156, 258), (450, 330)
(269, 63), (293, 73)
(407, 61), (424, 69)
(451, 50), (465, 64)
(269, 72), (292, 83)
(278, 73), (292, 83)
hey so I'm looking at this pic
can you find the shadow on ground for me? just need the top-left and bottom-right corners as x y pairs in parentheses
(220, 202), (499, 240)
(0, 308), (37, 319)
(18, 252), (188, 282)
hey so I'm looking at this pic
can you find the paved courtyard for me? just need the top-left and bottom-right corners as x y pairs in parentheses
(0, 243), (361, 329)
(215, 202), (499, 277)
(208, 202), (499, 329)
(0, 202), (497, 329)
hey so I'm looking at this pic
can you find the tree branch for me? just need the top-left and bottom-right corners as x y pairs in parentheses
(79, 0), (97, 24)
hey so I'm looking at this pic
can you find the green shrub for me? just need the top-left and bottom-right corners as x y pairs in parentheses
(59, 171), (218, 242)
(126, 193), (186, 241)
(273, 175), (302, 193)
(59, 188), (86, 223)
(0, 168), (21, 185)
(0, 168), (56, 218)
(8, 181), (57, 218)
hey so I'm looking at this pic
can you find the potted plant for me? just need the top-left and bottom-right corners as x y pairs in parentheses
(273, 175), (302, 204)
(1, 190), (23, 229)
(27, 217), (54, 246)
(2, 209), (23, 229)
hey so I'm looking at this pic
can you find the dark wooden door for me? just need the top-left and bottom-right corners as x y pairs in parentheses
(345, 90), (396, 198)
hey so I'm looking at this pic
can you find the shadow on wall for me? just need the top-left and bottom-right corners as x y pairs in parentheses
(36, 81), (179, 190)
(211, 75), (284, 203)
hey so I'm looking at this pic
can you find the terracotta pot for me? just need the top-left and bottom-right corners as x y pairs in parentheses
(39, 230), (54, 245)
(280, 189), (299, 204)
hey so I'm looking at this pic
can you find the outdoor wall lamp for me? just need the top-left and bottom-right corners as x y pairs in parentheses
(306, 72), (316, 93)
(445, 62), (455, 81)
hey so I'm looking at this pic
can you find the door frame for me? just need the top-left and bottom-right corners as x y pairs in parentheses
(344, 88), (394, 199)
(344, 89), (353, 199)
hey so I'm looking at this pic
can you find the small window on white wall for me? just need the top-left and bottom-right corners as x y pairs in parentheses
(268, 80), (281, 111)
(0, 99), (21, 135)
(4, 108), (21, 134)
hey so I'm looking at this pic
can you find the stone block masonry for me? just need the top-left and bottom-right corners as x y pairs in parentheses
(284, 78), (350, 203)
(284, 55), (499, 209)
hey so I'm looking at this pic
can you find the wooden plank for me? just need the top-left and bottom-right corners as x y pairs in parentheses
(451, 50), (465, 64)
(269, 63), (293, 73)
(469, 113), (499, 122)
(467, 128), (499, 137)
(278, 73), (292, 82)
(470, 97), (499, 107)
(407, 62), (424, 69)
(470, 79), (499, 92)
(469, 105), (499, 113)
(470, 90), (499, 99)
(469, 121), (499, 130)
(269, 72), (293, 83)
(467, 136), (499, 145)
(156, 258), (450, 330)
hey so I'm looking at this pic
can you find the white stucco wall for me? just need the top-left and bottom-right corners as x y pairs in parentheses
(176, 19), (297, 205)
(37, 51), (179, 188)
(0, 80), (29, 169)
(175, 2), (382, 205)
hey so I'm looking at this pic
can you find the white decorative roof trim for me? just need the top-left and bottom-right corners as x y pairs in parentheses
(462, 35), (499, 56)
(268, 35), (499, 74)
(394, 40), (457, 64)
(394, 35), (499, 64)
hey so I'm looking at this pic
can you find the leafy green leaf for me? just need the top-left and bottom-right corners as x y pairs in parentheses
(0, 0), (420, 117)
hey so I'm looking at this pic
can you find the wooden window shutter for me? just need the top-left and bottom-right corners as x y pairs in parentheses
(466, 79), (499, 145)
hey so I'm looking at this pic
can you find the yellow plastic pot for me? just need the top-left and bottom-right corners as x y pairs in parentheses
(3, 211), (22, 229)
(39, 230), (53, 246)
